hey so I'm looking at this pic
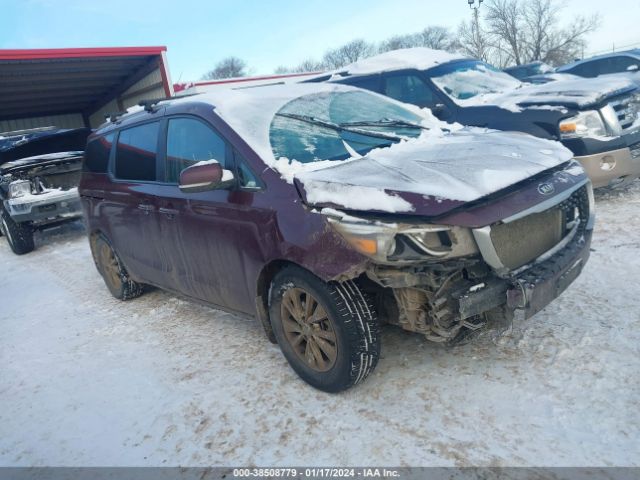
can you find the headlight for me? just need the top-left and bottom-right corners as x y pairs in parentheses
(559, 110), (607, 139)
(8, 180), (31, 199)
(323, 208), (477, 264)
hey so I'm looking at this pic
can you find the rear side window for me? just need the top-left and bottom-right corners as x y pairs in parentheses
(165, 117), (226, 183)
(115, 122), (159, 181)
(83, 133), (114, 173)
(384, 74), (434, 108)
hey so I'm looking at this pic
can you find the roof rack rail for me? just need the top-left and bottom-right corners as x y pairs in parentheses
(105, 112), (127, 123)
(138, 98), (169, 112)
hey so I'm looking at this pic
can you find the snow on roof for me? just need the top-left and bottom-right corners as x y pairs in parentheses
(331, 47), (467, 76)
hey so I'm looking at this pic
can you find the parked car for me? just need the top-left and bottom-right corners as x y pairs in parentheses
(80, 83), (594, 392)
(0, 127), (90, 254)
(310, 48), (640, 189)
(557, 49), (640, 87)
(503, 61), (579, 84)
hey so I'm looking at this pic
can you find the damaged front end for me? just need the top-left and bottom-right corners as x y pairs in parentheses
(0, 153), (84, 226)
(321, 179), (594, 344)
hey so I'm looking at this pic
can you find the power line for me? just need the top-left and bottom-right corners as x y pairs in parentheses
(587, 40), (640, 57)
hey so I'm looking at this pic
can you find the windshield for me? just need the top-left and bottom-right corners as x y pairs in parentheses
(269, 90), (424, 163)
(429, 60), (522, 103)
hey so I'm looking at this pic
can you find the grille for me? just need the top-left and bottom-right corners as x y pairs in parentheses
(489, 186), (589, 271)
(608, 94), (640, 133)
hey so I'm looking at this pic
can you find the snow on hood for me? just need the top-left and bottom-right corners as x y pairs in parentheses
(463, 76), (637, 111)
(295, 130), (573, 213)
(328, 47), (467, 77)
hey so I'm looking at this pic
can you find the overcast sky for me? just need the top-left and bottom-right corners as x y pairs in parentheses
(1, 0), (639, 82)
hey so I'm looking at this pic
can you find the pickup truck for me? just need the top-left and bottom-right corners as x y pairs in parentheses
(0, 127), (89, 254)
(309, 48), (640, 189)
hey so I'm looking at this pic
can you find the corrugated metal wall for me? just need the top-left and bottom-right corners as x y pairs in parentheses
(0, 113), (84, 133)
(89, 69), (166, 127)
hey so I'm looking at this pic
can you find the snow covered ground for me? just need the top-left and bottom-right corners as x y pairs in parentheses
(1, 183), (639, 467)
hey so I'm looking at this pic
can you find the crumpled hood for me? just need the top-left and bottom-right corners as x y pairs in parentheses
(486, 76), (637, 110)
(294, 130), (574, 215)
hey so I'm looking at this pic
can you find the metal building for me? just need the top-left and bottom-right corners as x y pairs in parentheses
(0, 46), (173, 132)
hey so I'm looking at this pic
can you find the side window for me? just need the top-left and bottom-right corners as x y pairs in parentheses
(611, 56), (640, 72)
(569, 62), (598, 78)
(165, 117), (226, 184)
(115, 122), (159, 181)
(234, 151), (261, 190)
(383, 75), (434, 108)
(83, 133), (114, 173)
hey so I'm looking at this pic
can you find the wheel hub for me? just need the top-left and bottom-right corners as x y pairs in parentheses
(280, 287), (337, 372)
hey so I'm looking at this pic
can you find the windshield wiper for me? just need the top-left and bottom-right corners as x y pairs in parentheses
(275, 113), (403, 142)
(338, 118), (429, 130)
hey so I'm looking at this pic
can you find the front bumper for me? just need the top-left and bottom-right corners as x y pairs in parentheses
(575, 143), (640, 189)
(4, 188), (82, 224)
(506, 228), (592, 318)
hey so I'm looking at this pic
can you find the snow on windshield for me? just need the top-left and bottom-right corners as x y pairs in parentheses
(269, 91), (426, 164)
(431, 62), (522, 104)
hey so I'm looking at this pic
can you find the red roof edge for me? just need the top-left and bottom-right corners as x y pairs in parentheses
(0, 46), (167, 61)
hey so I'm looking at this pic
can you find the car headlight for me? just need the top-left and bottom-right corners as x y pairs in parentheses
(323, 209), (477, 264)
(559, 110), (608, 139)
(8, 180), (31, 199)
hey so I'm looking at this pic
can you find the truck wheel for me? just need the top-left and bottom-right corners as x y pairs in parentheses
(1, 208), (34, 255)
(91, 234), (144, 300)
(269, 266), (380, 393)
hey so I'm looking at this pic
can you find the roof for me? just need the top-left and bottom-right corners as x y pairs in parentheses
(325, 47), (467, 77)
(557, 49), (640, 72)
(0, 46), (170, 121)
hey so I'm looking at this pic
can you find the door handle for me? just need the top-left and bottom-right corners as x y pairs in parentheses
(159, 207), (179, 219)
(138, 203), (154, 214)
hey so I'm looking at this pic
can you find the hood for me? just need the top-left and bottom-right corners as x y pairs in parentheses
(294, 130), (573, 216)
(0, 151), (84, 174)
(0, 128), (90, 165)
(484, 76), (637, 111)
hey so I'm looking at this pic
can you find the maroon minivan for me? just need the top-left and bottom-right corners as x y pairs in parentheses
(80, 83), (594, 392)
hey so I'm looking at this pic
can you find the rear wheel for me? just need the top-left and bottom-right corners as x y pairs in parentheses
(1, 208), (34, 255)
(269, 266), (380, 393)
(91, 234), (144, 300)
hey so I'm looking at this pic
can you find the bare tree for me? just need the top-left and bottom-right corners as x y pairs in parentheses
(379, 34), (420, 53)
(322, 39), (375, 69)
(483, 0), (600, 66)
(457, 16), (492, 62)
(416, 26), (454, 50)
(202, 56), (247, 80)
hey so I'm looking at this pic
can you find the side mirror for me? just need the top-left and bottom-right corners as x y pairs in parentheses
(431, 103), (448, 119)
(178, 161), (234, 193)
(627, 64), (639, 72)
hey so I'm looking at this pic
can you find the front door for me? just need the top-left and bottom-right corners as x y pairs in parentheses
(155, 116), (270, 313)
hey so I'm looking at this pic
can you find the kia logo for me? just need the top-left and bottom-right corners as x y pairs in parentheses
(538, 182), (555, 195)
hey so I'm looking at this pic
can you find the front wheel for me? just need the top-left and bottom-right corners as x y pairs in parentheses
(1, 208), (34, 255)
(269, 266), (380, 393)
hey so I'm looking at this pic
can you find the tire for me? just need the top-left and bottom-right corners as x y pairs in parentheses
(90, 234), (144, 300)
(269, 266), (380, 393)
(1, 207), (34, 255)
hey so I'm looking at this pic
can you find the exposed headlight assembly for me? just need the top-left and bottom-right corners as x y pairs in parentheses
(8, 180), (31, 199)
(323, 208), (478, 264)
(559, 110), (608, 139)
